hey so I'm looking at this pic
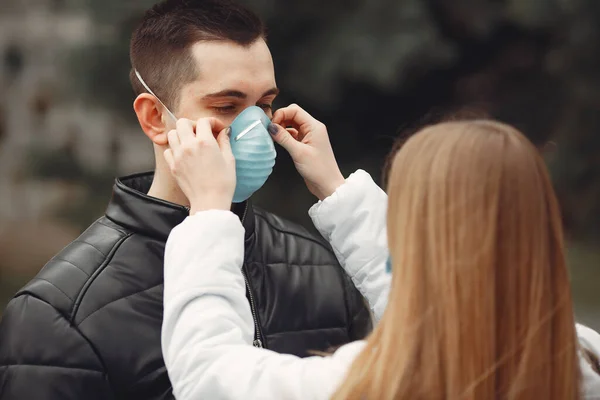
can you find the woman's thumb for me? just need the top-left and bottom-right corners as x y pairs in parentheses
(268, 123), (299, 156)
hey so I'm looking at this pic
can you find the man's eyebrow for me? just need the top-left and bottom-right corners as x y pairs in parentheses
(261, 88), (280, 97)
(202, 87), (279, 100)
(203, 90), (247, 99)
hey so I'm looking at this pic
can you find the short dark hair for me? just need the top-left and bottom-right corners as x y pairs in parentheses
(129, 0), (266, 110)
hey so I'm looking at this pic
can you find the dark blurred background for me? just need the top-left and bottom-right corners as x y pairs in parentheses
(0, 0), (598, 328)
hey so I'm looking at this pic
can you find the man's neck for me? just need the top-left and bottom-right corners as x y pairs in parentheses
(147, 167), (189, 208)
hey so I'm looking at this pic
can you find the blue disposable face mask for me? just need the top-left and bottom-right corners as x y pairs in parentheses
(228, 106), (277, 202)
(135, 70), (277, 203)
(386, 256), (392, 273)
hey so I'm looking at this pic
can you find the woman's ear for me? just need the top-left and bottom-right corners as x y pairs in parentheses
(134, 94), (170, 145)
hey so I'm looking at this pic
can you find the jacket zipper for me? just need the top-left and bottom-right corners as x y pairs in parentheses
(243, 269), (263, 348)
(239, 203), (264, 348)
(187, 203), (264, 348)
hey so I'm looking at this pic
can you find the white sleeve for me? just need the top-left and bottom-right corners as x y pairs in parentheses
(576, 324), (600, 397)
(309, 170), (390, 323)
(162, 211), (361, 400)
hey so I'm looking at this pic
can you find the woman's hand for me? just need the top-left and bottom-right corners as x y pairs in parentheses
(164, 118), (235, 214)
(269, 104), (345, 200)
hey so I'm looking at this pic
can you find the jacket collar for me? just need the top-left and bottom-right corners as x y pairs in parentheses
(105, 171), (255, 242)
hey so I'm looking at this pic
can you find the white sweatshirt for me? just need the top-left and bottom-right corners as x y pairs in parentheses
(162, 170), (600, 400)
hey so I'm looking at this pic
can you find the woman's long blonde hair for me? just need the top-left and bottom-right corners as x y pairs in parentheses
(332, 120), (580, 399)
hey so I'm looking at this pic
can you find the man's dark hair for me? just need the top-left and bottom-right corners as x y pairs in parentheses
(129, 0), (266, 110)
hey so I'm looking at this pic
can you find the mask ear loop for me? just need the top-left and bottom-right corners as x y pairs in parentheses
(134, 69), (178, 124)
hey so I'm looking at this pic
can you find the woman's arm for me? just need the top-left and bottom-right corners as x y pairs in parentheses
(309, 170), (390, 323)
(162, 211), (361, 400)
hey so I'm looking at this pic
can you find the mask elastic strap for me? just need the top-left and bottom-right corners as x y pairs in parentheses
(134, 69), (178, 124)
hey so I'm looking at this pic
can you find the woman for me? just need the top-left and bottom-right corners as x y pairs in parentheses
(161, 105), (600, 399)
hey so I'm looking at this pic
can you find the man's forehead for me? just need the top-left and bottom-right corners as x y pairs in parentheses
(188, 40), (276, 97)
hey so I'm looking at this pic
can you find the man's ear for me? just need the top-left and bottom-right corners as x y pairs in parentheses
(133, 94), (170, 145)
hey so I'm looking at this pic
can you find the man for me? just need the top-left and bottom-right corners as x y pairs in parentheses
(0, 1), (372, 399)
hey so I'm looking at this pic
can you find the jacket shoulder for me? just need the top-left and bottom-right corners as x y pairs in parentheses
(252, 206), (337, 264)
(253, 206), (333, 248)
(15, 217), (132, 322)
(0, 293), (106, 371)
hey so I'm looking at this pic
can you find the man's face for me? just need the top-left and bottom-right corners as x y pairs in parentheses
(173, 39), (278, 125)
